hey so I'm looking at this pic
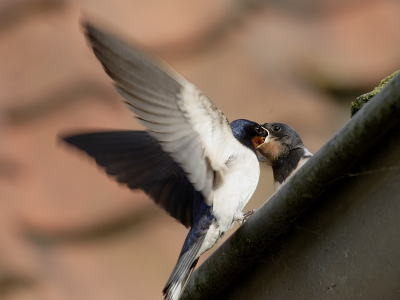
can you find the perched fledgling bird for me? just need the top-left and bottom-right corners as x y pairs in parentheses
(256, 122), (312, 191)
(62, 23), (268, 300)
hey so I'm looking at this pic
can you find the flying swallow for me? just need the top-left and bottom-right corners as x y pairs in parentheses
(62, 23), (267, 300)
(256, 122), (312, 191)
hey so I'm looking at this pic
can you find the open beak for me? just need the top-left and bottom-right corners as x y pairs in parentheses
(259, 136), (266, 145)
(252, 128), (268, 149)
(255, 127), (269, 149)
(256, 137), (265, 149)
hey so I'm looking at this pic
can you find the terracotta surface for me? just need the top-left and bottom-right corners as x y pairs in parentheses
(0, 0), (399, 299)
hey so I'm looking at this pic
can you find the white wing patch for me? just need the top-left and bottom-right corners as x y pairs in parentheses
(178, 83), (236, 175)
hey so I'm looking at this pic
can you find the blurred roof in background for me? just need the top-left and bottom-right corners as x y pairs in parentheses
(0, 0), (399, 299)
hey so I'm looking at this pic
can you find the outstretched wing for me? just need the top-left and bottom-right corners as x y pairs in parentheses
(63, 131), (205, 228)
(84, 23), (236, 205)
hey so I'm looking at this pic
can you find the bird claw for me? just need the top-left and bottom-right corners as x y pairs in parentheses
(241, 209), (257, 224)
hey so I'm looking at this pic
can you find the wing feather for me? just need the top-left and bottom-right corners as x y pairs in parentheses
(84, 23), (237, 205)
(63, 131), (206, 227)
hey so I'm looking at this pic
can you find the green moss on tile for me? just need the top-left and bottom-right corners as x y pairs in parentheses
(351, 70), (400, 117)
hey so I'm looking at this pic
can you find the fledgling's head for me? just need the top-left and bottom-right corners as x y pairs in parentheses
(256, 122), (305, 164)
(230, 119), (268, 151)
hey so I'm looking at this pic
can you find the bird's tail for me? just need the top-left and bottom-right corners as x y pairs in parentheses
(163, 228), (207, 300)
(163, 257), (199, 300)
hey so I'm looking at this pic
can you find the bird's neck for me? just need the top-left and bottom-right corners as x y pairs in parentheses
(272, 147), (307, 185)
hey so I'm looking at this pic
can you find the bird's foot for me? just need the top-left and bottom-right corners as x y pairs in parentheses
(242, 209), (256, 223)
(235, 209), (257, 225)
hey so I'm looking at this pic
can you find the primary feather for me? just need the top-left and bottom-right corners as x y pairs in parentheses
(64, 131), (204, 227)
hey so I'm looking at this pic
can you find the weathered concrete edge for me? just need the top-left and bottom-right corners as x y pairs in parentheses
(181, 73), (400, 300)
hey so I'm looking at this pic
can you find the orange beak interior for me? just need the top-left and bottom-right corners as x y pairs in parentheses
(252, 136), (266, 149)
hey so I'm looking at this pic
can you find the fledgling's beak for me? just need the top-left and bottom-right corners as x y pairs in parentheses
(256, 136), (265, 149)
(252, 127), (268, 149)
(252, 136), (265, 149)
(255, 125), (269, 149)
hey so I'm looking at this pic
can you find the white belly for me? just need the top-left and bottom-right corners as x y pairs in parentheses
(196, 143), (260, 258)
(212, 145), (260, 233)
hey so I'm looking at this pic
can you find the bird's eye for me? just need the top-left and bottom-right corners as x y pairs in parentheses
(255, 126), (263, 134)
(272, 125), (281, 132)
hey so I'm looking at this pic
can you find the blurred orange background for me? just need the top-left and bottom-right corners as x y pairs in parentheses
(1, 0), (400, 299)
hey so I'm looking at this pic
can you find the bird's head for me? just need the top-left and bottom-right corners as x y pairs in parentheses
(256, 122), (304, 164)
(230, 119), (268, 151)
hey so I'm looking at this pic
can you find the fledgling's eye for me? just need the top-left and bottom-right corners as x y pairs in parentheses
(272, 125), (281, 132)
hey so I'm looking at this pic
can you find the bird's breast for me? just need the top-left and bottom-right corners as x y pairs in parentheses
(211, 144), (260, 232)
